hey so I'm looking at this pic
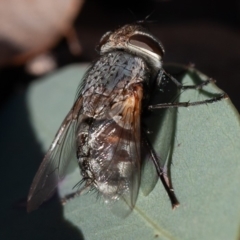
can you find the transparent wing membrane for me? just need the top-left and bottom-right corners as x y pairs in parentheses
(27, 98), (82, 212)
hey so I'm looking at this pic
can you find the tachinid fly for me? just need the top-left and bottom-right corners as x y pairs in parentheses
(27, 23), (227, 216)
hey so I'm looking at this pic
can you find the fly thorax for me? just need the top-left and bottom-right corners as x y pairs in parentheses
(81, 51), (148, 120)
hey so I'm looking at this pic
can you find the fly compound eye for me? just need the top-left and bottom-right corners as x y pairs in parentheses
(129, 34), (164, 57)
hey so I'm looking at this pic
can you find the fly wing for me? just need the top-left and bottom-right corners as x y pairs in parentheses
(90, 84), (143, 217)
(141, 107), (177, 196)
(140, 140), (158, 196)
(141, 69), (179, 196)
(27, 97), (83, 212)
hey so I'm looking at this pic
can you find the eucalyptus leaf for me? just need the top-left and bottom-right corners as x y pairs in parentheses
(1, 64), (239, 240)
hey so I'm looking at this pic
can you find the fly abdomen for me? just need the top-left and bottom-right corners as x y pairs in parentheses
(78, 118), (138, 203)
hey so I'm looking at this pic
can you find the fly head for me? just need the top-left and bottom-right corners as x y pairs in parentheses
(98, 24), (165, 71)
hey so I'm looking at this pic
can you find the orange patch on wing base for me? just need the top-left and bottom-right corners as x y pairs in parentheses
(122, 84), (143, 116)
(120, 84), (143, 131)
(106, 135), (120, 144)
(110, 83), (143, 130)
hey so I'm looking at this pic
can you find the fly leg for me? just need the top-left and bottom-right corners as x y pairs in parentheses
(142, 131), (180, 209)
(160, 69), (219, 90)
(151, 69), (228, 110)
(148, 93), (228, 110)
(61, 181), (92, 205)
(61, 191), (81, 205)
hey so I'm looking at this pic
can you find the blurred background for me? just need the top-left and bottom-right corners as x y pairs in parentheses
(0, 1), (239, 239)
(0, 0), (240, 110)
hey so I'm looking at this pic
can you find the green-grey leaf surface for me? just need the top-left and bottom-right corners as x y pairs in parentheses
(1, 64), (240, 240)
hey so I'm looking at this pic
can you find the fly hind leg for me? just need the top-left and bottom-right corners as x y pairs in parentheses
(61, 180), (92, 205)
(142, 131), (180, 209)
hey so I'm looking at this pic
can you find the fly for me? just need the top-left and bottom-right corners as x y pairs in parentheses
(27, 23), (228, 216)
